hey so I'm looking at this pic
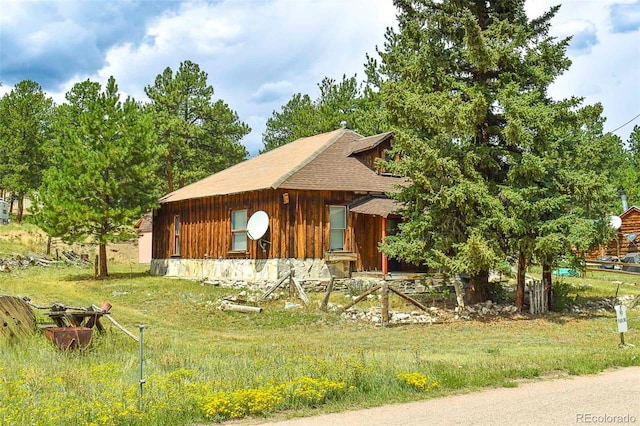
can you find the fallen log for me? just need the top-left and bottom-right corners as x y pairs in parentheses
(220, 301), (263, 313)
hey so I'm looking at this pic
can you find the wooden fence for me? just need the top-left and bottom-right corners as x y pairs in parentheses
(584, 259), (640, 276)
(529, 279), (548, 314)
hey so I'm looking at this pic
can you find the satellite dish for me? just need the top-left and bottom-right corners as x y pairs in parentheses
(610, 215), (622, 230)
(247, 211), (269, 240)
(626, 232), (637, 243)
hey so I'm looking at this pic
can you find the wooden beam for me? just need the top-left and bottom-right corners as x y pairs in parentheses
(387, 286), (430, 313)
(382, 217), (388, 275)
(258, 272), (291, 303)
(291, 276), (310, 306)
(320, 277), (334, 311)
(342, 285), (381, 311)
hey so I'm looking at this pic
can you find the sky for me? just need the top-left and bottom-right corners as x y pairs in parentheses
(1, 0), (639, 157)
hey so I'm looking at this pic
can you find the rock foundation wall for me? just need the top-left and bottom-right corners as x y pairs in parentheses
(150, 258), (353, 287)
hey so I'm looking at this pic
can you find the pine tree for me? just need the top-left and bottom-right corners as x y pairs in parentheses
(261, 74), (387, 152)
(34, 77), (160, 278)
(618, 125), (640, 207)
(145, 60), (250, 192)
(0, 80), (54, 222)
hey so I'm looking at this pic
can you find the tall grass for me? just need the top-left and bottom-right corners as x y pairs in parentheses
(0, 234), (639, 424)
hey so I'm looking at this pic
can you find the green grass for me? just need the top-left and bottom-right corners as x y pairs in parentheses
(1, 227), (639, 425)
(0, 222), (48, 256)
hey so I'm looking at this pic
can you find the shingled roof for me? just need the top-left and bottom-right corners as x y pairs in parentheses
(159, 129), (402, 203)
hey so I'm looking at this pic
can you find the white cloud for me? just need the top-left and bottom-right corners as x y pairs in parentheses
(84, 0), (396, 155)
(553, 19), (598, 54)
(2, 0), (638, 156)
(250, 81), (294, 104)
(610, 1), (640, 33)
(527, 0), (640, 139)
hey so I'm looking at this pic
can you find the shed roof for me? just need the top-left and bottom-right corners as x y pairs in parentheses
(134, 212), (152, 233)
(160, 129), (402, 203)
(349, 196), (402, 218)
(348, 131), (393, 155)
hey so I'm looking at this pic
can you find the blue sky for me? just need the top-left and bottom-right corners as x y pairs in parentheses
(1, 0), (639, 156)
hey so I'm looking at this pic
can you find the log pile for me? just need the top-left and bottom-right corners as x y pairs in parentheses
(0, 251), (90, 272)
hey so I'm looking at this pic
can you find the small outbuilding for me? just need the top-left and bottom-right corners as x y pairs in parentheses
(134, 213), (153, 264)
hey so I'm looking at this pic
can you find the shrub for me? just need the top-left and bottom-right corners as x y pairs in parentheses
(553, 282), (577, 311)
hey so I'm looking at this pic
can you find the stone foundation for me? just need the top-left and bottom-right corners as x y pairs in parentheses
(150, 257), (352, 284)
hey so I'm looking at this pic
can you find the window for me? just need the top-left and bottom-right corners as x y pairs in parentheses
(329, 206), (346, 250)
(173, 215), (181, 256)
(231, 209), (248, 251)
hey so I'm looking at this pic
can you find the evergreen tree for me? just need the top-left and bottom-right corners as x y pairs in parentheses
(375, 0), (617, 304)
(145, 60), (250, 193)
(34, 77), (160, 278)
(619, 125), (640, 207)
(0, 80), (54, 222)
(261, 74), (387, 152)
(261, 93), (319, 152)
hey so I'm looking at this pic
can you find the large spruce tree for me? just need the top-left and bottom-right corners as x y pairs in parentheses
(35, 77), (160, 278)
(376, 0), (619, 304)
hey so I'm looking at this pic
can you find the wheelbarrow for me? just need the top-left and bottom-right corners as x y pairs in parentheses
(44, 326), (93, 350)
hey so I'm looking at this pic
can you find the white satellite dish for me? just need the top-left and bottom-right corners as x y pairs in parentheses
(610, 215), (622, 230)
(247, 211), (269, 240)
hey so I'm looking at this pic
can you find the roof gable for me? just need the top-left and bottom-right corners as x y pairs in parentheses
(278, 132), (399, 192)
(348, 132), (393, 155)
(620, 206), (640, 219)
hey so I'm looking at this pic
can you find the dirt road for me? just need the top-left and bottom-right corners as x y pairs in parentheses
(237, 367), (640, 426)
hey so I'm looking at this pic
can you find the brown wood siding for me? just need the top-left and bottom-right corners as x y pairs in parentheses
(588, 209), (640, 258)
(152, 189), (386, 270)
(352, 212), (383, 271)
(353, 140), (392, 173)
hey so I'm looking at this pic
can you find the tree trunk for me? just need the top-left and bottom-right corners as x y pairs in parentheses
(16, 194), (24, 224)
(516, 251), (526, 311)
(465, 269), (489, 304)
(98, 243), (109, 279)
(543, 262), (553, 311)
(166, 131), (174, 193)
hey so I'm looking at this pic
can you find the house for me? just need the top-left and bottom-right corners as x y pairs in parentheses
(593, 206), (640, 259)
(134, 212), (153, 264)
(150, 128), (418, 283)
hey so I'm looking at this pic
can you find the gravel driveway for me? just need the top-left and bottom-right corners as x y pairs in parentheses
(229, 366), (640, 426)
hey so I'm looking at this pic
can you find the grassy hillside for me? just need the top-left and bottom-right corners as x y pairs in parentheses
(0, 224), (638, 425)
(0, 222), (138, 264)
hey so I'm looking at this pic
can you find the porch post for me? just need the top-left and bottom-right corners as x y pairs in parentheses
(381, 216), (388, 275)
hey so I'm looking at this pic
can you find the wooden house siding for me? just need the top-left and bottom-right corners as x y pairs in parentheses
(588, 207), (640, 258)
(352, 140), (392, 173)
(152, 188), (384, 271)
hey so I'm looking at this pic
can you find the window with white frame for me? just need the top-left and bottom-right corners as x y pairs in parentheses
(329, 205), (346, 250)
(231, 209), (248, 251)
